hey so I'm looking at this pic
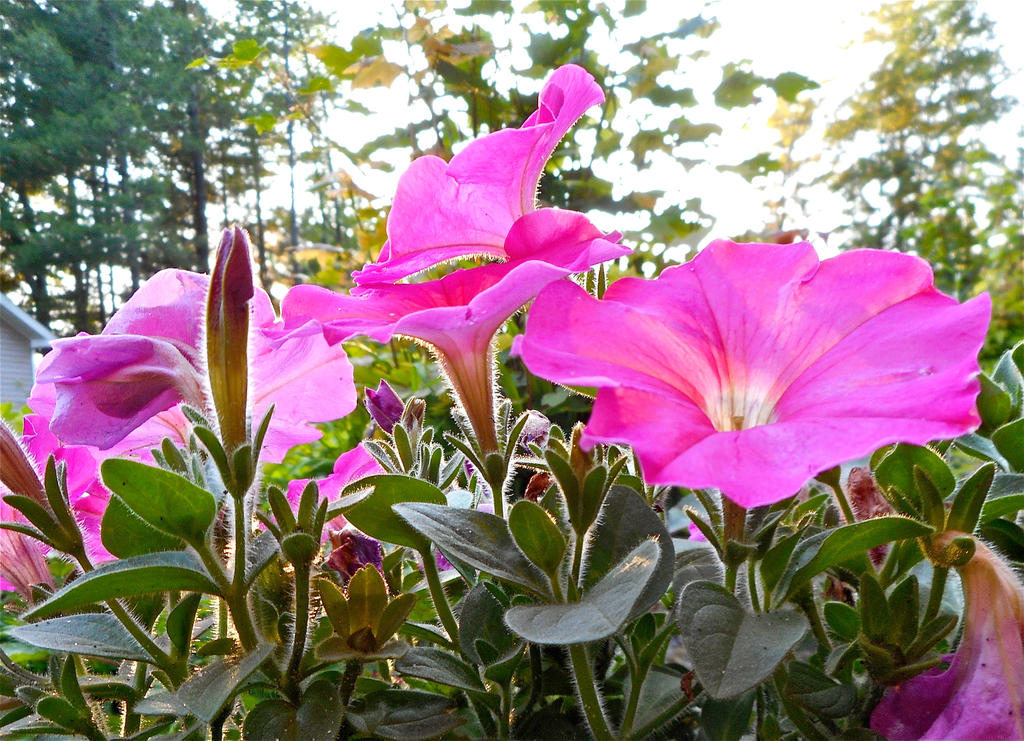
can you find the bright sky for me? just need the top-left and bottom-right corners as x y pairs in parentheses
(212, 0), (1024, 263)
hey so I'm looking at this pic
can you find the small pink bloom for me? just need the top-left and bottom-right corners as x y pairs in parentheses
(514, 240), (990, 507)
(353, 64), (605, 284)
(871, 534), (1024, 740)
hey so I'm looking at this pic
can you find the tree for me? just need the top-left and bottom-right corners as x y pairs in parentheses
(825, 0), (1018, 306)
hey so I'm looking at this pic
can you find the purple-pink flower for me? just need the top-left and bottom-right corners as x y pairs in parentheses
(871, 533), (1024, 740)
(513, 240), (990, 507)
(285, 202), (627, 455)
(353, 64), (606, 285)
(31, 261), (356, 464)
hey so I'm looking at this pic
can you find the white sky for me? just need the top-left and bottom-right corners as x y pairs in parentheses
(211, 0), (1024, 263)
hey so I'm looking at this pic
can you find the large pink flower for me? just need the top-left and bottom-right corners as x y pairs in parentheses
(31, 265), (356, 464)
(513, 240), (990, 507)
(871, 533), (1024, 740)
(284, 210), (627, 453)
(353, 64), (605, 285)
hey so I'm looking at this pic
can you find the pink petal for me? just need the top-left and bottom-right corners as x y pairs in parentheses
(286, 210), (627, 361)
(872, 538), (1024, 740)
(354, 65), (604, 283)
(251, 320), (357, 463)
(36, 335), (206, 450)
(516, 240), (989, 507)
(103, 269), (209, 349)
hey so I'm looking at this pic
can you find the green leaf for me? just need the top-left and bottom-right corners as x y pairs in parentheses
(24, 552), (219, 620)
(585, 486), (674, 619)
(504, 539), (661, 644)
(875, 444), (955, 502)
(701, 690), (755, 741)
(785, 661), (855, 718)
(507, 500), (565, 581)
(823, 602), (860, 643)
(946, 463), (995, 532)
(624, 666), (690, 735)
(101, 459), (217, 547)
(673, 540), (723, 595)
(166, 593), (203, 656)
(242, 680), (343, 741)
(775, 517), (932, 601)
(101, 494), (185, 558)
(394, 646), (486, 693)
(954, 433), (1010, 469)
(341, 476), (446, 550)
(174, 643), (275, 722)
(232, 39), (262, 61)
(393, 503), (548, 594)
(347, 689), (462, 740)
(459, 583), (522, 667)
(993, 419), (1024, 470)
(11, 614), (152, 662)
(677, 580), (808, 699)
(977, 373), (1013, 429)
(980, 475), (1024, 522)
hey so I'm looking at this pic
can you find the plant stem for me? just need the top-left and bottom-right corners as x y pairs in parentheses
(420, 547), (460, 644)
(567, 643), (616, 741)
(747, 560), (761, 611)
(498, 682), (512, 740)
(286, 564), (311, 691)
(924, 565), (949, 622)
(722, 497), (746, 544)
(71, 548), (179, 681)
(830, 479), (857, 525)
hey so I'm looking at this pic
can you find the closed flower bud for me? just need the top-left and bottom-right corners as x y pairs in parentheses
(207, 226), (255, 452)
(364, 380), (404, 434)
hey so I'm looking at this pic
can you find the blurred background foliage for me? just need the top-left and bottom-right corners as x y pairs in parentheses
(2, 0), (1021, 465)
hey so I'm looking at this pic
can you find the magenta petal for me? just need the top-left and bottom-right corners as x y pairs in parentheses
(37, 335), (206, 450)
(871, 538), (1024, 740)
(285, 211), (627, 361)
(517, 240), (989, 506)
(251, 320), (356, 463)
(103, 269), (209, 349)
(354, 65), (604, 283)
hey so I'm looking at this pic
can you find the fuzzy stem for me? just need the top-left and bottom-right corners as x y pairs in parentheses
(438, 344), (498, 455)
(924, 565), (949, 622)
(568, 643), (616, 741)
(286, 564), (311, 692)
(420, 547), (460, 644)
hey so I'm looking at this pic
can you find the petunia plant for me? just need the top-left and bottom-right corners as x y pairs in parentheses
(1, 63), (1023, 741)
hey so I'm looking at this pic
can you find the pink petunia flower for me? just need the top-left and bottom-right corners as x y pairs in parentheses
(513, 240), (990, 507)
(284, 210), (627, 453)
(352, 64), (606, 285)
(871, 533), (1024, 740)
(31, 238), (356, 464)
